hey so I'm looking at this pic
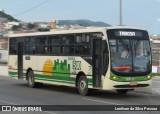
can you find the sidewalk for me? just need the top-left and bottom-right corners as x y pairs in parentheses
(0, 65), (8, 76)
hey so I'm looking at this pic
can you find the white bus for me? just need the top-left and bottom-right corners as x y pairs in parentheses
(8, 26), (152, 95)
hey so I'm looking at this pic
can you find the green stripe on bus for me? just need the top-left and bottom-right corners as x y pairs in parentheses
(35, 78), (74, 84)
(9, 71), (17, 75)
(35, 74), (75, 82)
(35, 74), (93, 84)
(9, 71), (26, 77)
(9, 71), (93, 85)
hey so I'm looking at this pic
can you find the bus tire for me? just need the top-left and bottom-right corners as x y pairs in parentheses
(116, 89), (128, 94)
(27, 70), (43, 88)
(77, 75), (89, 96)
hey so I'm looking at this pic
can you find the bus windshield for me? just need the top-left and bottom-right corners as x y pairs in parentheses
(107, 29), (151, 76)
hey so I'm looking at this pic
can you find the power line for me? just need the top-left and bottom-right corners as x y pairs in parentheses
(13, 0), (50, 17)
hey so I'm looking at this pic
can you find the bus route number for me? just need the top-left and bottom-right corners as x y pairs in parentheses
(73, 61), (81, 70)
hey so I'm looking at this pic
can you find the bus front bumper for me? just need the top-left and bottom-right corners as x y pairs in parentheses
(102, 77), (152, 90)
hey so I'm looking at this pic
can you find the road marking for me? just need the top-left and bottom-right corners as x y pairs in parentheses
(0, 99), (18, 105)
(82, 98), (123, 105)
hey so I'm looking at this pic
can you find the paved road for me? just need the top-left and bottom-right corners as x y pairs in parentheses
(152, 77), (160, 94)
(0, 76), (160, 114)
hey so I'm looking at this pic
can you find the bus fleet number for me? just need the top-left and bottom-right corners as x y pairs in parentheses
(73, 61), (81, 70)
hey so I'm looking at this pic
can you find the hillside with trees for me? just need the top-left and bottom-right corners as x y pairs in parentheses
(0, 11), (18, 22)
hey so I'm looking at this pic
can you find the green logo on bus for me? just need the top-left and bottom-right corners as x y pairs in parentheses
(73, 61), (81, 70)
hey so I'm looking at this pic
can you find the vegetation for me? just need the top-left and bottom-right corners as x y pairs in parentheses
(58, 19), (110, 27)
(0, 11), (18, 22)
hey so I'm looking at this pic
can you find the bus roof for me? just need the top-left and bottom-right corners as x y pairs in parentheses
(8, 26), (147, 38)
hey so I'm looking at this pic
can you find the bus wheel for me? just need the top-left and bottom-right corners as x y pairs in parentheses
(27, 70), (43, 88)
(27, 70), (36, 88)
(78, 76), (89, 96)
(116, 89), (128, 94)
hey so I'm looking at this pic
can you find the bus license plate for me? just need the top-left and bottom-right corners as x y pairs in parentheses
(129, 82), (137, 86)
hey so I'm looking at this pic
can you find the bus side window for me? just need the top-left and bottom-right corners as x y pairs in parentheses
(25, 37), (36, 54)
(48, 35), (61, 54)
(75, 34), (91, 55)
(44, 46), (48, 54)
(62, 46), (65, 54)
(10, 37), (25, 55)
(36, 36), (48, 54)
(9, 46), (17, 54)
(62, 46), (74, 54)
(61, 35), (74, 55)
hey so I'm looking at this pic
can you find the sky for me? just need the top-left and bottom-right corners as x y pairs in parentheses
(0, 0), (160, 35)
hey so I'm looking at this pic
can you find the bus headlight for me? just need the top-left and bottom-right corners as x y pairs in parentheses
(147, 76), (151, 79)
(113, 76), (116, 80)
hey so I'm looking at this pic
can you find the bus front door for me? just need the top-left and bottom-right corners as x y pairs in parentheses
(18, 42), (23, 79)
(92, 39), (102, 87)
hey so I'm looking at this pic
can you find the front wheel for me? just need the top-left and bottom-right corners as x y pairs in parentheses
(77, 76), (89, 96)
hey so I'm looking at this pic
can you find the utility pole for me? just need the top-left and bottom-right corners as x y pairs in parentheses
(120, 0), (122, 26)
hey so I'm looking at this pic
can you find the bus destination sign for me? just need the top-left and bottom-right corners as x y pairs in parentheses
(119, 31), (135, 36)
(114, 31), (142, 37)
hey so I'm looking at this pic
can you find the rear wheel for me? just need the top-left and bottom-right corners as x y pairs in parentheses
(27, 70), (43, 88)
(77, 76), (89, 96)
(116, 89), (128, 94)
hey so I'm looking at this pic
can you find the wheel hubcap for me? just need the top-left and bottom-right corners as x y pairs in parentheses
(29, 74), (33, 85)
(80, 80), (87, 92)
